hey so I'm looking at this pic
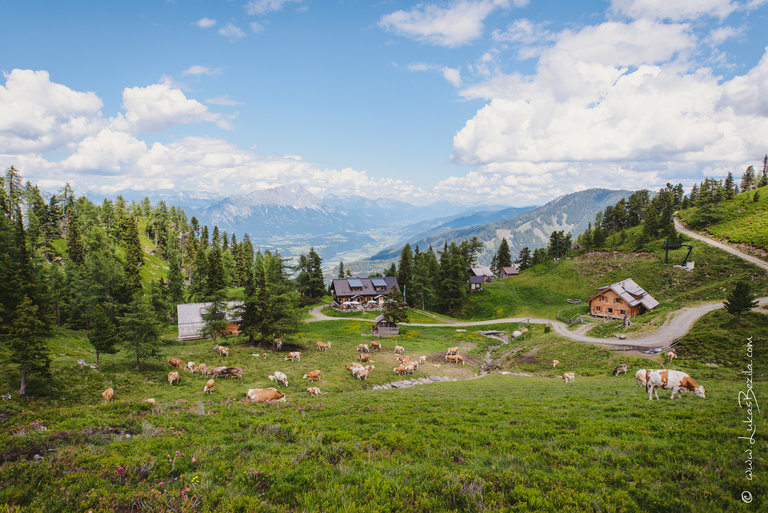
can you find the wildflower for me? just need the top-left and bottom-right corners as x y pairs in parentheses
(192, 457), (196, 463)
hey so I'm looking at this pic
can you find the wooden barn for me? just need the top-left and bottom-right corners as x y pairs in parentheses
(330, 277), (400, 309)
(374, 314), (399, 336)
(469, 275), (485, 292)
(587, 279), (659, 320)
(176, 301), (242, 341)
(469, 266), (494, 282)
(500, 265), (518, 278)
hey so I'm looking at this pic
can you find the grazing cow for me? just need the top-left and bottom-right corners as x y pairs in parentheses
(394, 346), (405, 355)
(143, 398), (155, 405)
(446, 354), (465, 365)
(359, 353), (371, 362)
(419, 355), (427, 365)
(185, 361), (197, 373)
(370, 341), (382, 351)
(357, 344), (370, 352)
(216, 346), (230, 358)
(562, 372), (575, 383)
(317, 341), (331, 351)
(285, 351), (301, 362)
(397, 355), (411, 364)
(635, 369), (648, 387)
(268, 371), (289, 387)
(208, 366), (227, 377)
(303, 370), (322, 382)
(203, 379), (215, 394)
(613, 364), (628, 376)
(552, 360), (560, 368)
(307, 387), (321, 396)
(168, 371), (180, 385)
(356, 369), (370, 380)
(353, 365), (374, 379)
(665, 351), (677, 364)
(273, 337), (283, 350)
(246, 388), (286, 404)
(218, 367), (243, 379)
(345, 363), (364, 375)
(197, 363), (208, 376)
(394, 364), (407, 375)
(102, 387), (114, 403)
(168, 358), (184, 369)
(646, 369), (705, 400)
(446, 347), (460, 356)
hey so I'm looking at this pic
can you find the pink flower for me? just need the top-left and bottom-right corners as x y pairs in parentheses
(158, 482), (164, 486)
(192, 457), (196, 463)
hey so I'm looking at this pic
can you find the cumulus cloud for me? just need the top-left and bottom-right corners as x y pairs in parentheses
(182, 65), (221, 77)
(407, 63), (462, 86)
(610, 0), (737, 21)
(218, 23), (246, 41)
(0, 69), (104, 153)
(246, 0), (303, 16)
(379, 0), (514, 47)
(196, 17), (217, 28)
(449, 18), (768, 201)
(112, 80), (233, 133)
(206, 95), (243, 106)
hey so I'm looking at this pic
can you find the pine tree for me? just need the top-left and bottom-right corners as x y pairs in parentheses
(337, 261), (345, 279)
(495, 238), (512, 272)
(411, 249), (437, 310)
(7, 295), (50, 396)
(741, 166), (756, 192)
(200, 293), (230, 344)
(120, 296), (161, 370)
(87, 304), (120, 368)
(65, 207), (85, 266)
(386, 262), (398, 278)
(205, 246), (225, 298)
(439, 243), (467, 313)
(384, 286), (409, 323)
(515, 247), (532, 271)
(397, 244), (414, 306)
(724, 172), (735, 200)
(724, 281), (758, 322)
(167, 250), (185, 307)
(122, 214), (143, 297)
(760, 155), (768, 187)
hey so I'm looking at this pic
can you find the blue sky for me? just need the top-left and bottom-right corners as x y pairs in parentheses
(1, 0), (768, 205)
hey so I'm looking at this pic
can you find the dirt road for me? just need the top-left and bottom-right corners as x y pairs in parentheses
(308, 224), (767, 348)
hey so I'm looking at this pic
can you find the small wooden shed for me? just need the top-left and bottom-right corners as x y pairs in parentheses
(500, 266), (518, 278)
(374, 314), (399, 336)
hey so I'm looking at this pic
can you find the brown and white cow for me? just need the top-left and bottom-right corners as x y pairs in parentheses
(370, 341), (382, 351)
(203, 379), (215, 394)
(185, 361), (197, 373)
(446, 354), (465, 365)
(197, 363), (208, 376)
(359, 353), (371, 363)
(552, 360), (560, 368)
(303, 370), (322, 382)
(246, 388), (286, 404)
(394, 364), (407, 375)
(168, 358), (184, 369)
(357, 344), (370, 353)
(562, 372), (575, 383)
(646, 369), (705, 400)
(665, 351), (677, 364)
(635, 369), (648, 387)
(446, 347), (460, 356)
(217, 345), (230, 358)
(102, 387), (114, 403)
(397, 355), (411, 364)
(613, 364), (628, 376)
(143, 398), (155, 406)
(394, 345), (405, 355)
(168, 371), (180, 385)
(307, 387), (321, 396)
(317, 341), (331, 351)
(285, 351), (301, 361)
(268, 371), (289, 387)
(345, 363), (364, 375)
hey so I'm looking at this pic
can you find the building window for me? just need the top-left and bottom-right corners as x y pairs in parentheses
(620, 309), (626, 314)
(595, 306), (601, 312)
(608, 308), (613, 313)
(601, 296), (606, 301)
(615, 298), (622, 304)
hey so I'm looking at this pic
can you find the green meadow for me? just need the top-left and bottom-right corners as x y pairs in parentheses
(1, 306), (765, 512)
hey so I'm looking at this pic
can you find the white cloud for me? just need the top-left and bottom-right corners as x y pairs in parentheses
(705, 25), (741, 46)
(250, 22), (265, 33)
(112, 80), (233, 133)
(182, 65), (221, 77)
(442, 67), (462, 86)
(246, 0), (303, 16)
(218, 23), (246, 41)
(449, 19), (768, 199)
(407, 63), (462, 86)
(610, 0), (737, 20)
(196, 17), (217, 28)
(379, 0), (513, 47)
(0, 69), (104, 153)
(61, 128), (147, 173)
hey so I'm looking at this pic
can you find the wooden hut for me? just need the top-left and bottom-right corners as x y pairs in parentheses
(587, 279), (659, 320)
(374, 314), (399, 336)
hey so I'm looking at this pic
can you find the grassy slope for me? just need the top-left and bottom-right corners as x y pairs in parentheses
(677, 184), (768, 252)
(1, 308), (766, 512)
(459, 233), (767, 335)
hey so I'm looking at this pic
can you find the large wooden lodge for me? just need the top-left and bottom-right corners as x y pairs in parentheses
(330, 277), (400, 309)
(587, 279), (659, 320)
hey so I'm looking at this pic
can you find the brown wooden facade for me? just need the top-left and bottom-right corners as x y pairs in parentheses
(588, 289), (641, 319)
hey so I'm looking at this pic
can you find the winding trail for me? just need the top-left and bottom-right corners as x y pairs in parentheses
(308, 223), (767, 349)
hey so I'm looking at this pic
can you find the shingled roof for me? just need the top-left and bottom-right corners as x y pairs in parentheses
(589, 279), (659, 311)
(330, 277), (399, 298)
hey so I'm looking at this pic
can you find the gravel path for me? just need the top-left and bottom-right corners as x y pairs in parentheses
(308, 225), (767, 348)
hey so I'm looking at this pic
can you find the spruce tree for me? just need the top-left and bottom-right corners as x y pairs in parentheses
(516, 247), (532, 271)
(65, 207), (85, 266)
(741, 166), (756, 192)
(167, 250), (185, 307)
(200, 294), (230, 344)
(205, 246), (226, 298)
(122, 215), (143, 297)
(724, 172), (735, 200)
(87, 304), (120, 368)
(760, 155), (768, 187)
(439, 243), (467, 313)
(384, 286), (409, 323)
(337, 261), (345, 279)
(120, 295), (161, 370)
(495, 238), (512, 271)
(724, 281), (758, 323)
(8, 296), (50, 396)
(397, 244), (414, 306)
